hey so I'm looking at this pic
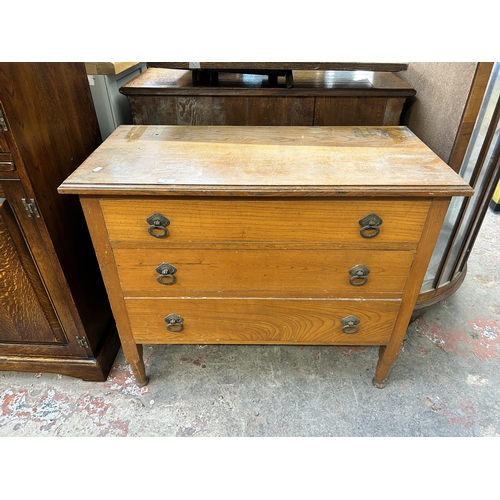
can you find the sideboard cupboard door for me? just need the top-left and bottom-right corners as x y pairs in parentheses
(0, 181), (87, 358)
(0, 196), (64, 345)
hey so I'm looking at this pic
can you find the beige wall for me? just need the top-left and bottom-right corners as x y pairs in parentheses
(399, 62), (478, 164)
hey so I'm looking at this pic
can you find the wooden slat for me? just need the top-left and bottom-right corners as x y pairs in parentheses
(449, 62), (494, 173)
(126, 297), (401, 345)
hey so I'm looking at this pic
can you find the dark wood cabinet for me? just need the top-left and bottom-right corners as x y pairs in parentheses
(120, 68), (416, 127)
(0, 63), (119, 381)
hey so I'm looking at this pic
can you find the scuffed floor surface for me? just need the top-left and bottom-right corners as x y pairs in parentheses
(1, 209), (499, 437)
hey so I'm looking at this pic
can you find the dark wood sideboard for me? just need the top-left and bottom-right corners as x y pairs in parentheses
(0, 63), (119, 380)
(120, 66), (415, 126)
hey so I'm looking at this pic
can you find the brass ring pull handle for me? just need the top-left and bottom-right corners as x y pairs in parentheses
(147, 213), (170, 238)
(156, 263), (177, 285)
(341, 315), (360, 334)
(165, 314), (183, 332)
(348, 264), (370, 286)
(359, 213), (383, 239)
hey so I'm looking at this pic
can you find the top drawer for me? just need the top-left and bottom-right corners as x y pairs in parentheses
(100, 198), (430, 248)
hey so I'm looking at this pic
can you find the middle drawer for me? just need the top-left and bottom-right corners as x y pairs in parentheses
(114, 248), (415, 298)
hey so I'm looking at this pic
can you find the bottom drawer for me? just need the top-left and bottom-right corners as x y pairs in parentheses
(126, 298), (401, 345)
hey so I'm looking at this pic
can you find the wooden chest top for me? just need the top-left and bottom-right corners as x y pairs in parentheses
(58, 125), (473, 198)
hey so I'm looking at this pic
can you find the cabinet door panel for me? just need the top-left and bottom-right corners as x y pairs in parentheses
(0, 197), (66, 344)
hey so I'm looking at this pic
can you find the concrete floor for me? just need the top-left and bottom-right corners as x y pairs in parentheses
(1, 209), (499, 438)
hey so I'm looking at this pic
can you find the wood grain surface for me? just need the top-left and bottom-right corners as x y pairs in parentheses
(122, 69), (414, 127)
(101, 198), (430, 248)
(127, 95), (316, 126)
(59, 126), (474, 197)
(127, 95), (408, 127)
(121, 68), (415, 96)
(0, 198), (64, 344)
(114, 248), (415, 298)
(126, 297), (401, 345)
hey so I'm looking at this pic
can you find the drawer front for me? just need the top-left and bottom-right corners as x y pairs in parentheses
(101, 199), (430, 248)
(114, 248), (415, 298)
(126, 298), (400, 344)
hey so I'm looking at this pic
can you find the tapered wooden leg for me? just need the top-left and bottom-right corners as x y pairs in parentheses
(371, 199), (453, 388)
(373, 343), (402, 388)
(122, 342), (148, 387)
(80, 198), (149, 386)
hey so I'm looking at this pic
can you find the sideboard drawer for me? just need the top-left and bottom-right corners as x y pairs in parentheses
(126, 298), (401, 344)
(114, 248), (415, 298)
(101, 198), (430, 248)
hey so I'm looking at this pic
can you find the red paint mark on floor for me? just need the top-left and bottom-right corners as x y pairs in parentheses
(425, 396), (476, 426)
(336, 346), (367, 355)
(75, 393), (130, 436)
(98, 419), (130, 437)
(415, 317), (500, 362)
(467, 318), (500, 361)
(1, 389), (31, 425)
(104, 362), (151, 397)
(0, 386), (129, 436)
(0, 387), (74, 431)
(103, 351), (154, 397)
(419, 346), (430, 355)
(76, 394), (112, 425)
(414, 318), (468, 356)
(180, 355), (205, 366)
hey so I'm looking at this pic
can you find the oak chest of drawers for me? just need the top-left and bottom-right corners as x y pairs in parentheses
(59, 125), (473, 388)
